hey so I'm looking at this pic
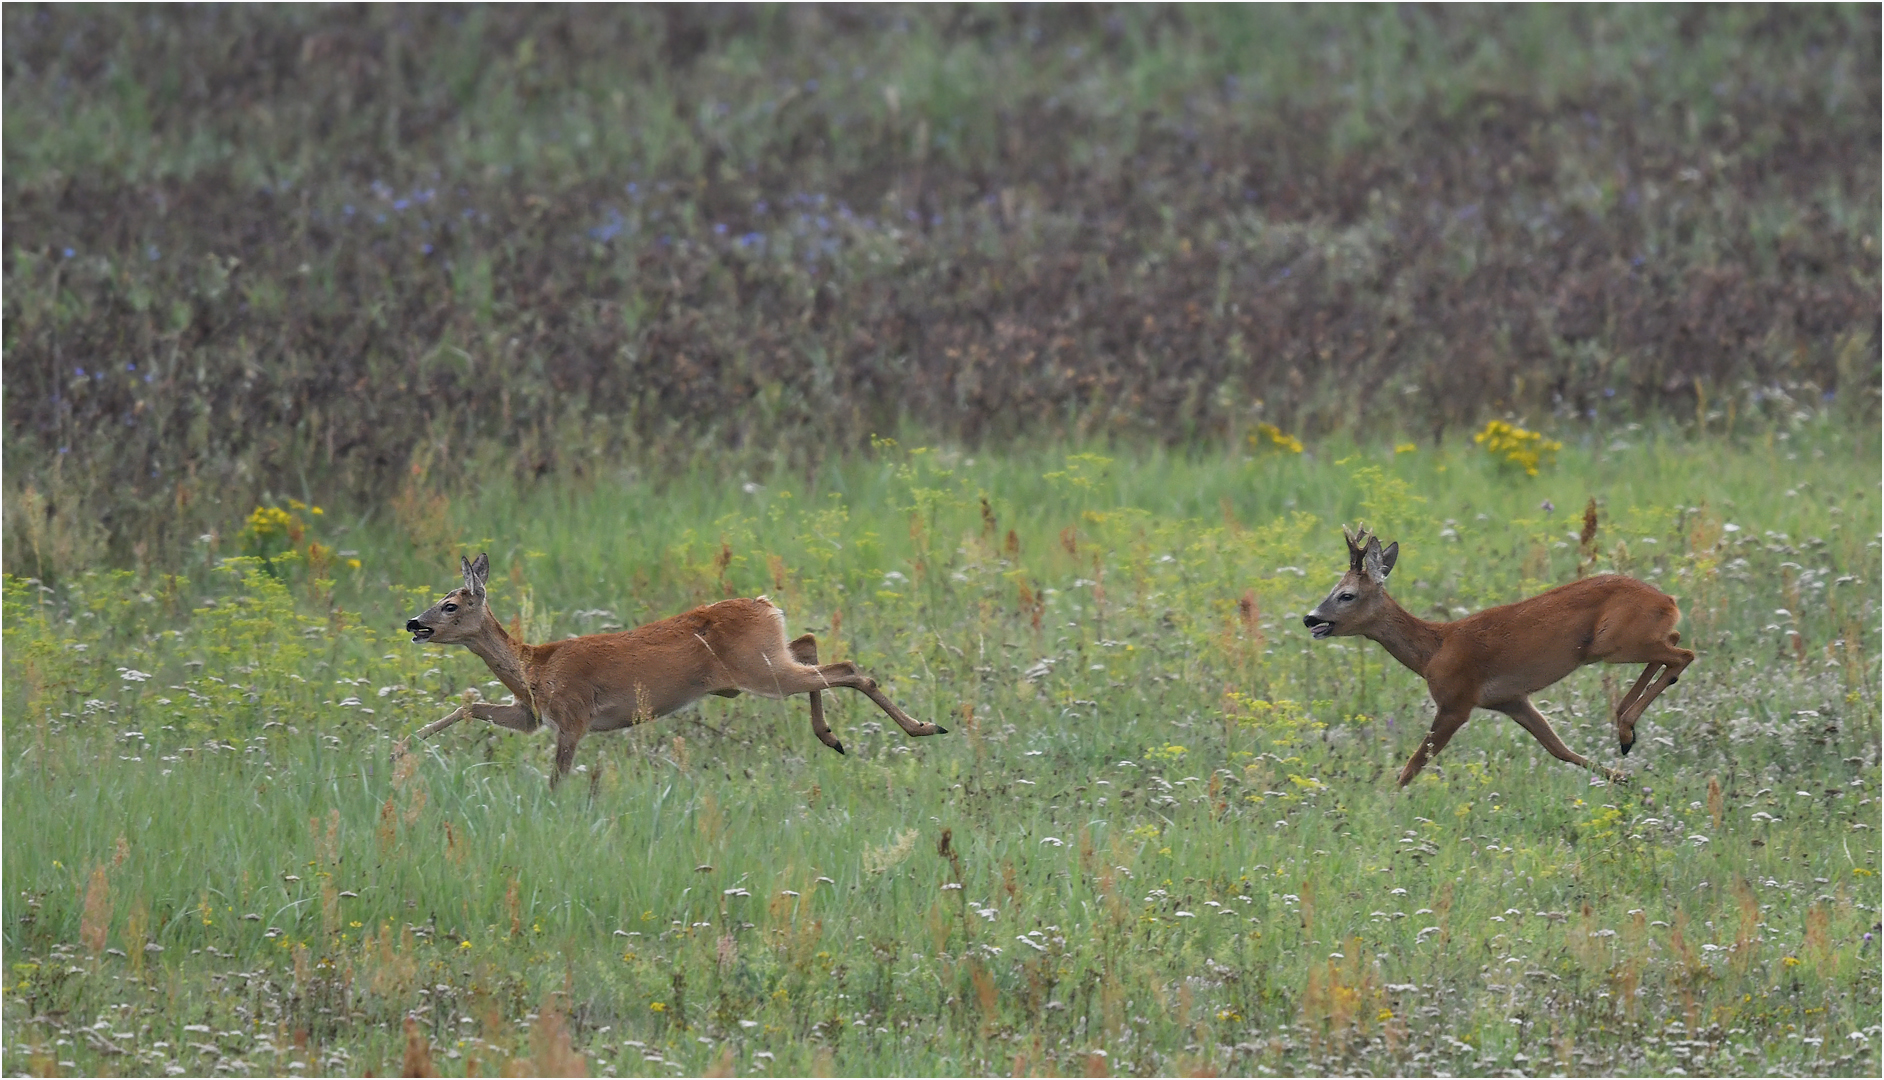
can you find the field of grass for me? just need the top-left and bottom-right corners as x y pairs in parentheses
(4, 418), (1878, 1076)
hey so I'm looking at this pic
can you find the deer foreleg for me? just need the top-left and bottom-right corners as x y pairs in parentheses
(415, 705), (470, 739)
(788, 634), (844, 755)
(417, 698), (539, 740)
(1398, 705), (1471, 787)
(1496, 698), (1626, 783)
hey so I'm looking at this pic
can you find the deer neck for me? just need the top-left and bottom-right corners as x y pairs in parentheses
(461, 610), (536, 708)
(1362, 593), (1446, 677)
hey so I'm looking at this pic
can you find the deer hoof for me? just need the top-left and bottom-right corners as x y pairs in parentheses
(830, 741), (846, 756)
(934, 725), (949, 735)
(1618, 738), (1634, 756)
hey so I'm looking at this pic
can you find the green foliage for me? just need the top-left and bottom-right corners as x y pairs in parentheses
(3, 434), (1877, 1075)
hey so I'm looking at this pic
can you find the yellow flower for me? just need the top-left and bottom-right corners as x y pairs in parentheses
(310, 506), (323, 515)
(649, 1002), (666, 1013)
(1783, 956), (1802, 966)
(1394, 442), (1416, 454)
(1251, 422), (1305, 454)
(459, 940), (472, 949)
(1473, 420), (1560, 476)
(346, 559), (362, 570)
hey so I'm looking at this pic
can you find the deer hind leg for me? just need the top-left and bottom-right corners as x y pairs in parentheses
(788, 634), (844, 755)
(809, 661), (947, 738)
(1614, 638), (1696, 754)
(1398, 705), (1471, 787)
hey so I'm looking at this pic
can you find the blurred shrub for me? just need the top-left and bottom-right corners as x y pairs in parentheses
(1, 5), (1876, 570)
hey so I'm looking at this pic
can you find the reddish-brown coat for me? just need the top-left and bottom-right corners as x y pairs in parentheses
(407, 555), (943, 781)
(1305, 529), (1693, 786)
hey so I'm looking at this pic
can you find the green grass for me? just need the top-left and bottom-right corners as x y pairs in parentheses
(4, 421), (1878, 1076)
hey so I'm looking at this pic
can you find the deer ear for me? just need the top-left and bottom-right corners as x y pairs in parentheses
(1365, 540), (1398, 583)
(463, 553), (490, 597)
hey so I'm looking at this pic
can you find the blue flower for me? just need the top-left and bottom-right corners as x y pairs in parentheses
(146, 245), (161, 261)
(62, 247), (75, 258)
(713, 222), (728, 235)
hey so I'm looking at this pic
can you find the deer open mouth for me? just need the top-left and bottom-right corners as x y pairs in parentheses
(406, 619), (434, 642)
(1303, 616), (1334, 640)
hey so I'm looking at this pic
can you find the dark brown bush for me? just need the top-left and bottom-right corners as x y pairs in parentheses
(3, 5), (1877, 567)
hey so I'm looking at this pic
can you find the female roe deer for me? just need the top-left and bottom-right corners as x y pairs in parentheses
(1303, 528), (1693, 786)
(405, 554), (945, 781)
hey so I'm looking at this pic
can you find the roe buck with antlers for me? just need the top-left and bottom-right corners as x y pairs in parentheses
(405, 554), (945, 781)
(1303, 528), (1693, 786)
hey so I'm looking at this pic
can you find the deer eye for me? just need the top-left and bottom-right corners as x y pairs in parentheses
(1338, 592), (1355, 602)
(442, 602), (459, 613)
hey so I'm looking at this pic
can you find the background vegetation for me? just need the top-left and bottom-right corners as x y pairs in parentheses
(3, 4), (1880, 1077)
(3, 4), (1878, 571)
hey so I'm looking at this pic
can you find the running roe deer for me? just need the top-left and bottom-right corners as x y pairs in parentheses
(405, 554), (945, 781)
(1303, 528), (1694, 786)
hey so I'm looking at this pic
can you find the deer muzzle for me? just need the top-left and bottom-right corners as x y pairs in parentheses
(406, 619), (434, 642)
(1302, 614), (1334, 639)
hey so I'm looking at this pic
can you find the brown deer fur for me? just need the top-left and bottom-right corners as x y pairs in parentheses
(406, 554), (944, 781)
(1303, 528), (1693, 786)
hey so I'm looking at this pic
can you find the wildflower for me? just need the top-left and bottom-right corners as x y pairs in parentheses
(1394, 442), (1416, 454)
(1252, 422), (1305, 454)
(1473, 420), (1562, 476)
(649, 1002), (666, 1013)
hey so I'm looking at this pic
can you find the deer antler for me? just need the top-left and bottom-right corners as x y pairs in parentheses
(1344, 526), (1372, 572)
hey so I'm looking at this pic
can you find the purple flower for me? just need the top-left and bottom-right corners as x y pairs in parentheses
(1540, 500), (1555, 513)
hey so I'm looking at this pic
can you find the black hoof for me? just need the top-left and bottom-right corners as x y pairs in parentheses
(1619, 740), (1634, 756)
(831, 741), (846, 756)
(934, 725), (949, 735)
(1667, 675), (1678, 685)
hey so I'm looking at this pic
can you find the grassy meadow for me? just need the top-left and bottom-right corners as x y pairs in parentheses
(4, 419), (1879, 1076)
(4, 5), (1879, 1077)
